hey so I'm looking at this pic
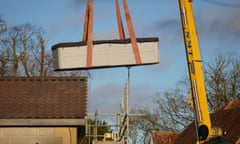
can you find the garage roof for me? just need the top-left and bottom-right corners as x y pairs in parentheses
(0, 77), (88, 126)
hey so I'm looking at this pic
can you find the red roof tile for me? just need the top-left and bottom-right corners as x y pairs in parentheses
(0, 77), (88, 119)
(222, 100), (240, 110)
(174, 100), (240, 144)
(152, 132), (179, 144)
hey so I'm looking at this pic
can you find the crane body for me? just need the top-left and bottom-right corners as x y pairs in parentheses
(178, 0), (223, 143)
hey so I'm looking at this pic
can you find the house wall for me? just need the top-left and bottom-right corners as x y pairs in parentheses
(0, 127), (77, 144)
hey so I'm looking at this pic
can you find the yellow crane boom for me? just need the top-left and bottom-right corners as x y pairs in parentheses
(178, 0), (223, 143)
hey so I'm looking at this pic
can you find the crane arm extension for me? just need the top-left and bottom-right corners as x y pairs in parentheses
(178, 0), (223, 143)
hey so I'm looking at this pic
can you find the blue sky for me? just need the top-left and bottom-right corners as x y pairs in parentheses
(1, 0), (240, 115)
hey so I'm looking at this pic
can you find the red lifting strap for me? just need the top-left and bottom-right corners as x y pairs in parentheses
(116, 0), (142, 64)
(83, 0), (93, 68)
(122, 0), (142, 64)
(83, 0), (142, 67)
(115, 0), (125, 40)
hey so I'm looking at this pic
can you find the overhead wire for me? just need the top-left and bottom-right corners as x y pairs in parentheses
(202, 0), (240, 8)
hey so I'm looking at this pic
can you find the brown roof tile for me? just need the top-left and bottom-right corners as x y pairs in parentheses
(152, 132), (179, 144)
(222, 100), (240, 110)
(0, 77), (88, 119)
(174, 100), (240, 144)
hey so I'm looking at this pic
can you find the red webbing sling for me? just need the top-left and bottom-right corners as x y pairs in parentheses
(115, 0), (126, 40)
(116, 0), (142, 64)
(83, 0), (93, 68)
(83, 0), (142, 67)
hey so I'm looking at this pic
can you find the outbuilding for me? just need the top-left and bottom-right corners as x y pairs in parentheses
(0, 77), (88, 144)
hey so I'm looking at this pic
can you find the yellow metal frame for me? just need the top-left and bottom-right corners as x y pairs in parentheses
(178, 0), (222, 143)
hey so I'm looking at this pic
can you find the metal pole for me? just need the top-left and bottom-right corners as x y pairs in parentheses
(94, 110), (98, 141)
(117, 113), (121, 140)
(126, 66), (131, 144)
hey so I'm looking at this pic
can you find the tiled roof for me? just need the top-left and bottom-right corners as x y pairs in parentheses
(174, 100), (240, 144)
(0, 77), (88, 119)
(152, 132), (179, 144)
(222, 100), (240, 110)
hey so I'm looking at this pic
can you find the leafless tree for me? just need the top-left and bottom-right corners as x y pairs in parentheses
(0, 17), (9, 76)
(25, 25), (48, 77)
(0, 20), (51, 77)
(205, 55), (240, 112)
(18, 23), (38, 76)
(129, 85), (194, 144)
(7, 26), (22, 76)
(129, 55), (239, 143)
(1, 17), (91, 78)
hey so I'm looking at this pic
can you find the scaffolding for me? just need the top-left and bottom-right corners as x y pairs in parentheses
(85, 68), (144, 144)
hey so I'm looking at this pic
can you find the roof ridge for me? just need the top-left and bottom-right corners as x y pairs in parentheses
(222, 100), (240, 110)
(0, 77), (87, 82)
